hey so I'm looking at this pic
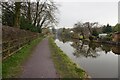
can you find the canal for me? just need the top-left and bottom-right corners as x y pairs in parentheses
(54, 37), (119, 78)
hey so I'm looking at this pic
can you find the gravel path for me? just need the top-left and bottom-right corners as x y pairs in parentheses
(20, 38), (58, 78)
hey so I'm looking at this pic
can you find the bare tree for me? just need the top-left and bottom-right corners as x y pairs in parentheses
(2, 0), (59, 32)
(84, 22), (98, 35)
(73, 22), (85, 39)
(14, 2), (21, 27)
(35, 0), (59, 31)
(33, 0), (40, 26)
(27, 1), (31, 23)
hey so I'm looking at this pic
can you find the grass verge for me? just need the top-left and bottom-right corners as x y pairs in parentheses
(2, 36), (44, 78)
(49, 37), (88, 78)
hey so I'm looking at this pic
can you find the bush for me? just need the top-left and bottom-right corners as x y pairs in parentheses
(104, 34), (112, 41)
(2, 10), (14, 27)
(20, 16), (41, 33)
(113, 24), (120, 32)
(92, 29), (99, 37)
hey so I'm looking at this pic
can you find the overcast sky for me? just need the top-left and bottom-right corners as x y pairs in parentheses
(1, 0), (119, 28)
(55, 1), (118, 28)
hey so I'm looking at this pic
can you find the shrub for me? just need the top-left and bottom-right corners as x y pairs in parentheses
(104, 34), (112, 41)
(20, 16), (41, 33)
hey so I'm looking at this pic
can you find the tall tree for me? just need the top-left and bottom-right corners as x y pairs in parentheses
(27, 1), (31, 23)
(102, 24), (112, 33)
(73, 22), (85, 39)
(36, 2), (46, 27)
(2, 0), (59, 32)
(84, 22), (98, 35)
(36, 0), (58, 32)
(14, 2), (21, 27)
(33, 0), (39, 26)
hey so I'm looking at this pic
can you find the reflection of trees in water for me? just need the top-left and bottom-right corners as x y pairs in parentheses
(72, 40), (120, 57)
(101, 44), (120, 54)
(57, 34), (120, 56)
(57, 34), (72, 43)
(71, 41), (120, 58)
(71, 41), (100, 58)
(58, 37), (70, 43)
(101, 44), (111, 54)
(111, 46), (120, 54)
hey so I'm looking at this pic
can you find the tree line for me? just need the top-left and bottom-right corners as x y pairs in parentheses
(1, 0), (59, 33)
(56, 21), (120, 42)
(73, 22), (120, 37)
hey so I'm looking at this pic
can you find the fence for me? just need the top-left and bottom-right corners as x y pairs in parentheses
(2, 26), (40, 60)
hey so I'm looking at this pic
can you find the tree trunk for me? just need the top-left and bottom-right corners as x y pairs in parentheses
(37, 17), (41, 27)
(88, 23), (92, 35)
(27, 2), (31, 23)
(36, 3), (46, 27)
(39, 16), (47, 28)
(33, 1), (39, 26)
(14, 2), (21, 28)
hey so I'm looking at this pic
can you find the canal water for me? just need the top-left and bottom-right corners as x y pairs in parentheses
(55, 37), (118, 78)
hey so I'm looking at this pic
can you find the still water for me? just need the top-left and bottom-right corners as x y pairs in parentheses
(0, 43), (1, 54)
(55, 38), (118, 78)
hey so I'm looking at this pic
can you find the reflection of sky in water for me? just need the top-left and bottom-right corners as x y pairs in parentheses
(55, 39), (118, 78)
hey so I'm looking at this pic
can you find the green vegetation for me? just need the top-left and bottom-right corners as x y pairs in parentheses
(79, 35), (84, 40)
(20, 16), (40, 32)
(113, 23), (120, 32)
(2, 37), (44, 78)
(49, 37), (87, 78)
(2, 1), (58, 33)
(102, 24), (112, 33)
(92, 28), (99, 37)
(105, 33), (112, 41)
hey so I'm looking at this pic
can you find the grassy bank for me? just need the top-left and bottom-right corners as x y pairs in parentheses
(49, 37), (88, 78)
(2, 36), (44, 78)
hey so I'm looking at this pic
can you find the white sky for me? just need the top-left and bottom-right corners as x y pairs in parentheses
(54, 0), (119, 28)
(1, 0), (119, 28)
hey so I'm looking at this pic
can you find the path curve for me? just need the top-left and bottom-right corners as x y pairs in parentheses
(20, 38), (58, 78)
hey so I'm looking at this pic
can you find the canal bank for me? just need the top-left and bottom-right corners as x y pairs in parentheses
(92, 40), (120, 46)
(49, 37), (89, 78)
(54, 38), (118, 78)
